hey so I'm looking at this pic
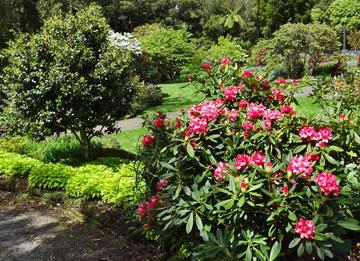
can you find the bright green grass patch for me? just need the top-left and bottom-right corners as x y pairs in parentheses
(143, 82), (205, 115)
(102, 128), (148, 154)
(295, 96), (323, 117)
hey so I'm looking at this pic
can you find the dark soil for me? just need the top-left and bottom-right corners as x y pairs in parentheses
(0, 191), (163, 261)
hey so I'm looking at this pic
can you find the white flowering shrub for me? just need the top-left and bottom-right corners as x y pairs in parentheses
(108, 31), (142, 55)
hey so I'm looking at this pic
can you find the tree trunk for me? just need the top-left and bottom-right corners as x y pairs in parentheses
(80, 131), (91, 161)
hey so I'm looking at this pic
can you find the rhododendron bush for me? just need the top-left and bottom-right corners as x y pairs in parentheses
(136, 60), (360, 260)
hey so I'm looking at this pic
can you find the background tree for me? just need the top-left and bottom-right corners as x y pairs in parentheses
(1, 5), (140, 159)
(325, 0), (360, 32)
(268, 23), (339, 78)
(259, 0), (316, 37)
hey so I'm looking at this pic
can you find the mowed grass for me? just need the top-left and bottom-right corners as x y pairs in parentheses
(143, 82), (206, 115)
(117, 83), (323, 154)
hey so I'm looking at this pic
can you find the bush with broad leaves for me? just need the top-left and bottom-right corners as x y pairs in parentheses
(136, 59), (360, 260)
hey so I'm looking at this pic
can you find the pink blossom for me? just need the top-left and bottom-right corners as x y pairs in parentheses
(264, 109), (282, 121)
(240, 180), (247, 192)
(299, 126), (317, 141)
(156, 179), (169, 191)
(220, 57), (231, 65)
(227, 109), (238, 121)
(188, 118), (208, 135)
(339, 114), (346, 121)
(214, 98), (225, 107)
(224, 86), (240, 102)
(251, 151), (265, 166)
(238, 100), (249, 109)
(271, 88), (285, 102)
(203, 63), (211, 71)
(235, 154), (251, 170)
(147, 195), (160, 209)
(278, 79), (286, 85)
(294, 218), (315, 239)
(315, 127), (333, 147)
(287, 155), (313, 178)
(137, 202), (148, 217)
(242, 122), (254, 131)
(282, 185), (289, 194)
(189, 101), (220, 121)
(142, 135), (156, 146)
(242, 71), (253, 78)
(263, 119), (272, 130)
(214, 162), (229, 181)
(281, 105), (293, 114)
(153, 118), (165, 128)
(247, 103), (265, 120)
(314, 172), (339, 196)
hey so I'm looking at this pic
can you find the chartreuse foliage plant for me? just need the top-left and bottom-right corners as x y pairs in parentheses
(0, 150), (139, 205)
(137, 58), (360, 260)
(1, 5), (139, 159)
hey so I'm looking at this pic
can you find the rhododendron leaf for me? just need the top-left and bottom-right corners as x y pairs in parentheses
(325, 146), (344, 152)
(322, 153), (338, 165)
(293, 145), (306, 154)
(184, 186), (191, 196)
(173, 184), (181, 200)
(195, 213), (203, 231)
(316, 247), (325, 260)
(347, 151), (358, 157)
(337, 218), (360, 231)
(305, 241), (313, 255)
(289, 237), (301, 248)
(186, 212), (194, 234)
(269, 241), (281, 261)
(160, 162), (176, 171)
(323, 249), (333, 258)
(288, 211), (297, 221)
(237, 196), (245, 207)
(186, 143), (195, 158)
(353, 132), (360, 144)
(245, 246), (252, 261)
(248, 183), (263, 192)
(297, 243), (304, 256)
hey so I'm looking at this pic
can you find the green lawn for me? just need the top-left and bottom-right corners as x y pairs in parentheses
(143, 82), (206, 115)
(114, 83), (323, 154)
(294, 96), (322, 117)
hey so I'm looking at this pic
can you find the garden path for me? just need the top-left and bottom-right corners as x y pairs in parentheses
(0, 192), (161, 261)
(114, 86), (314, 132)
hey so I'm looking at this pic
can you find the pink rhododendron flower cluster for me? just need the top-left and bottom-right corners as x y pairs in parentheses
(156, 179), (169, 191)
(271, 88), (285, 102)
(294, 218), (315, 239)
(220, 57), (230, 65)
(142, 135), (155, 146)
(188, 118), (208, 135)
(251, 151), (266, 166)
(214, 162), (229, 181)
(238, 100), (249, 108)
(227, 109), (238, 121)
(189, 100), (221, 121)
(137, 195), (160, 218)
(314, 173), (339, 196)
(264, 109), (282, 121)
(247, 103), (266, 119)
(287, 155), (314, 178)
(224, 86), (242, 102)
(235, 154), (251, 170)
(299, 126), (333, 147)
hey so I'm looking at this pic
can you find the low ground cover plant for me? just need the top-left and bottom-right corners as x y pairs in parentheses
(0, 151), (139, 205)
(137, 59), (360, 259)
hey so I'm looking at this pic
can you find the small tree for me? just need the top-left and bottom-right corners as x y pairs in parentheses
(1, 5), (139, 159)
(268, 23), (339, 78)
(325, 0), (360, 31)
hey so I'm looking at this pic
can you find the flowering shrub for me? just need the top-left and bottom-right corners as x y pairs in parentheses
(108, 31), (142, 55)
(137, 59), (360, 259)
